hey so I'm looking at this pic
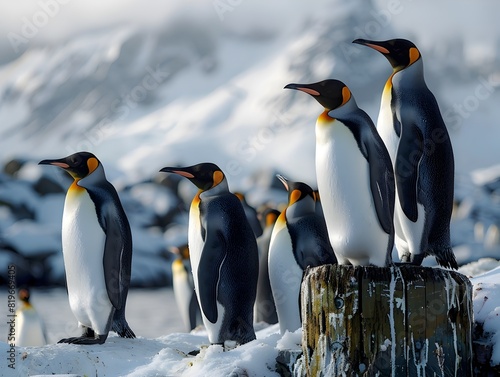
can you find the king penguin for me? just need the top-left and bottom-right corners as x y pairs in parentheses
(171, 244), (202, 332)
(39, 152), (135, 344)
(160, 163), (258, 346)
(269, 175), (336, 334)
(15, 287), (48, 346)
(254, 207), (280, 325)
(352, 38), (457, 269)
(234, 192), (263, 238)
(285, 79), (395, 267)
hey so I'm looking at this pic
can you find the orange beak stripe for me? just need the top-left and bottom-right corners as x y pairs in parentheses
(365, 43), (390, 54)
(173, 170), (195, 179)
(297, 87), (320, 96)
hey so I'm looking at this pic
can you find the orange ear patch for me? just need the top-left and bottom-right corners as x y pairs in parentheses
(290, 189), (302, 205)
(213, 170), (224, 187)
(266, 212), (279, 227)
(341, 86), (351, 106)
(409, 47), (420, 65)
(87, 157), (99, 174)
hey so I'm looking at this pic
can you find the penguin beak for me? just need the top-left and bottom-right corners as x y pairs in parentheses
(276, 174), (290, 191)
(38, 158), (70, 169)
(284, 83), (321, 96)
(352, 39), (391, 54)
(159, 167), (195, 179)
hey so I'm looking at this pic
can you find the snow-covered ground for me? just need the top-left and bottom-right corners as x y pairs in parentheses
(0, 261), (498, 376)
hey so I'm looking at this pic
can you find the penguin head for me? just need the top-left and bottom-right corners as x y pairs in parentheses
(277, 174), (316, 206)
(39, 152), (101, 181)
(260, 207), (281, 229)
(284, 79), (352, 111)
(352, 38), (421, 71)
(18, 287), (31, 305)
(159, 163), (226, 192)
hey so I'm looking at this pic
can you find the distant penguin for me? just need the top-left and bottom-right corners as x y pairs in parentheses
(39, 152), (135, 344)
(285, 79), (395, 266)
(171, 244), (202, 332)
(268, 175), (336, 334)
(353, 38), (457, 269)
(254, 208), (280, 325)
(15, 288), (48, 346)
(160, 163), (259, 345)
(234, 192), (263, 238)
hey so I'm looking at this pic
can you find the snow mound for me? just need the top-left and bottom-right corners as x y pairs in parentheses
(5, 325), (284, 377)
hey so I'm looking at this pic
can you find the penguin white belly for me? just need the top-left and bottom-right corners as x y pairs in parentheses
(62, 189), (112, 335)
(268, 217), (302, 334)
(395, 199), (426, 258)
(377, 88), (410, 259)
(15, 307), (46, 346)
(316, 122), (389, 266)
(187, 203), (203, 283)
(187, 202), (226, 343)
(376, 90), (400, 164)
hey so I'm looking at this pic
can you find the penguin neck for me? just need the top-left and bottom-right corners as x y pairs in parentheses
(199, 178), (229, 199)
(286, 196), (316, 219)
(76, 164), (107, 189)
(20, 300), (32, 309)
(326, 96), (359, 120)
(392, 58), (425, 89)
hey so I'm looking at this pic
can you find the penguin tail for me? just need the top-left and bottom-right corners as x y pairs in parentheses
(432, 247), (458, 270)
(112, 308), (136, 338)
(112, 319), (136, 338)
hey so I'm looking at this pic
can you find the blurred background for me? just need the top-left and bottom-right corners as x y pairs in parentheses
(0, 0), (499, 337)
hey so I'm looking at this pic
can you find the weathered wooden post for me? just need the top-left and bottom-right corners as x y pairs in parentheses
(299, 265), (473, 376)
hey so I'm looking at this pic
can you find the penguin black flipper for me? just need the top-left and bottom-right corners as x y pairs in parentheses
(102, 203), (127, 309)
(395, 124), (424, 223)
(85, 180), (135, 338)
(354, 116), (395, 236)
(197, 227), (227, 324)
(189, 291), (201, 330)
(99, 185), (136, 338)
(367, 143), (395, 235)
(288, 216), (337, 270)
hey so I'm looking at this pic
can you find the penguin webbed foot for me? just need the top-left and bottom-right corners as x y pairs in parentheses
(397, 252), (424, 266)
(431, 247), (458, 270)
(58, 334), (107, 345)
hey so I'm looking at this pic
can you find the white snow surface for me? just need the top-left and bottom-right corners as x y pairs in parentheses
(0, 260), (498, 376)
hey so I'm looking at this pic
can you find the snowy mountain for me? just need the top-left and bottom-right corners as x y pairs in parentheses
(1, 0), (500, 284)
(1, 0), (497, 184)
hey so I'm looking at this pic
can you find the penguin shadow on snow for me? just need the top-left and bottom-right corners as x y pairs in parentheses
(39, 152), (136, 345)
